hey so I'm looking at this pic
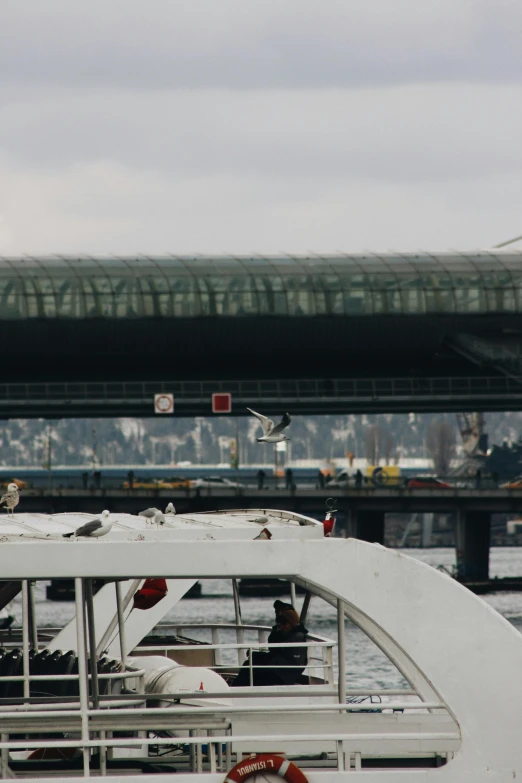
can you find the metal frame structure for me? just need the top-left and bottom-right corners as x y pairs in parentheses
(0, 252), (522, 319)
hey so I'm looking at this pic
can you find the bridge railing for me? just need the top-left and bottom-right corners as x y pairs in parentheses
(0, 375), (519, 402)
(1, 473), (513, 494)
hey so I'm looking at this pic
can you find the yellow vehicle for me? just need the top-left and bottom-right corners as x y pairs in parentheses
(328, 465), (401, 488)
(365, 465), (401, 486)
(123, 477), (191, 490)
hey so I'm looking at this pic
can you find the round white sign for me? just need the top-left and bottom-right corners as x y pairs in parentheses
(154, 393), (174, 414)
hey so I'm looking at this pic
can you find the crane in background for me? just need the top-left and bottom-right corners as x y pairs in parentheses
(455, 413), (488, 456)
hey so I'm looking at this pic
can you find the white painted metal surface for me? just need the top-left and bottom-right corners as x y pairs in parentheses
(0, 510), (521, 781)
(0, 508), (322, 541)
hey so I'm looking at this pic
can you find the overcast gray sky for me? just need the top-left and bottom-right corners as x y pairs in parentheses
(1, 0), (522, 255)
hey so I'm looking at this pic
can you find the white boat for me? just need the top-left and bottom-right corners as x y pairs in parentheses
(0, 507), (521, 781)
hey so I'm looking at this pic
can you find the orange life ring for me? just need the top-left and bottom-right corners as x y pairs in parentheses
(225, 754), (308, 783)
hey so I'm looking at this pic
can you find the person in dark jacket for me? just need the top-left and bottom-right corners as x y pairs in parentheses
(231, 603), (308, 687)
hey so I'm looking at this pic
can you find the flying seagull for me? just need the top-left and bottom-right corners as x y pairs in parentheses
(0, 483), (20, 516)
(63, 511), (112, 539)
(247, 408), (291, 443)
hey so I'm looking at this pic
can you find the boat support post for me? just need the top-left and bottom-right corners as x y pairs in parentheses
(337, 598), (346, 708)
(232, 579), (245, 664)
(21, 581), (30, 701)
(85, 580), (99, 709)
(300, 591), (312, 626)
(289, 582), (297, 607)
(0, 733), (9, 779)
(115, 581), (127, 667)
(27, 581), (38, 653)
(75, 577), (91, 778)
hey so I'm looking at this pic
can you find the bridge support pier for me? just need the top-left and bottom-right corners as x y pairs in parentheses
(347, 510), (385, 545)
(455, 510), (491, 580)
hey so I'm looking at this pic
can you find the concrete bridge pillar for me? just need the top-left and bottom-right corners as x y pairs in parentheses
(455, 510), (491, 580)
(347, 510), (385, 545)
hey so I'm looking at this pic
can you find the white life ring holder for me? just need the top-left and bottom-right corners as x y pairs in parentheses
(224, 754), (308, 783)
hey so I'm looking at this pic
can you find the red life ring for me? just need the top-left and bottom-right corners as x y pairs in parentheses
(225, 754), (308, 783)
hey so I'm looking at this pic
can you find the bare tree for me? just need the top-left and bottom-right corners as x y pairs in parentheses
(384, 431), (394, 465)
(426, 421), (456, 476)
(365, 425), (384, 464)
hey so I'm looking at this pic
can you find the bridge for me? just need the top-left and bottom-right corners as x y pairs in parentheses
(2, 253), (522, 416)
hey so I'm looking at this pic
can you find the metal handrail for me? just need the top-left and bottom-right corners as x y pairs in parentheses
(0, 668), (145, 683)
(0, 700), (447, 721)
(0, 375), (519, 401)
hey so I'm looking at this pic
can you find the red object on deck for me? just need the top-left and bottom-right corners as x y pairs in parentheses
(133, 578), (168, 610)
(322, 513), (336, 537)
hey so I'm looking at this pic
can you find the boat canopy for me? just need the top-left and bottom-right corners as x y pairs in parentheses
(0, 508), (322, 541)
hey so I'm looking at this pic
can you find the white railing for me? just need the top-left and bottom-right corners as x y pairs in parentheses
(0, 700), (458, 776)
(0, 582), (456, 776)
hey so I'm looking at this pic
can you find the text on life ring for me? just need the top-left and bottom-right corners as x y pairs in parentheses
(225, 754), (308, 783)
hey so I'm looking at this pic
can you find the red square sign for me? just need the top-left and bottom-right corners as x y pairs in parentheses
(212, 393), (232, 413)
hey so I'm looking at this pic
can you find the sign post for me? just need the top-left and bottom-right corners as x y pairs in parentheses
(154, 393), (174, 415)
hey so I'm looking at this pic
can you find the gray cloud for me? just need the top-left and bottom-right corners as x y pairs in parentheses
(2, 84), (522, 183)
(2, 0), (522, 90)
(1, 1), (522, 256)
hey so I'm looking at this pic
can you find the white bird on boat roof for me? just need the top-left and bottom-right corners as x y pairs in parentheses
(247, 408), (291, 443)
(140, 504), (175, 524)
(0, 483), (20, 516)
(138, 506), (160, 525)
(138, 507), (161, 525)
(63, 510), (112, 539)
(153, 510), (165, 527)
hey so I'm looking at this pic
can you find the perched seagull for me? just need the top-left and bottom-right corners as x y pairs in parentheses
(254, 527), (272, 541)
(63, 511), (112, 539)
(165, 502), (176, 515)
(153, 510), (165, 527)
(251, 515), (269, 525)
(247, 408), (292, 443)
(0, 483), (20, 516)
(139, 507), (161, 525)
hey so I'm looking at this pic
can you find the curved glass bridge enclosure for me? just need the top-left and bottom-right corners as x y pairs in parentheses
(0, 253), (521, 319)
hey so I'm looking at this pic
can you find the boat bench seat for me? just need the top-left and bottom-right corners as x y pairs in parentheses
(230, 711), (461, 758)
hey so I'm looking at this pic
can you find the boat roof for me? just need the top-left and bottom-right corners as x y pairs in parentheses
(0, 508), (323, 542)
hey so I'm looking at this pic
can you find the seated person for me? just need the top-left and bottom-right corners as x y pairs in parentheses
(231, 601), (308, 687)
